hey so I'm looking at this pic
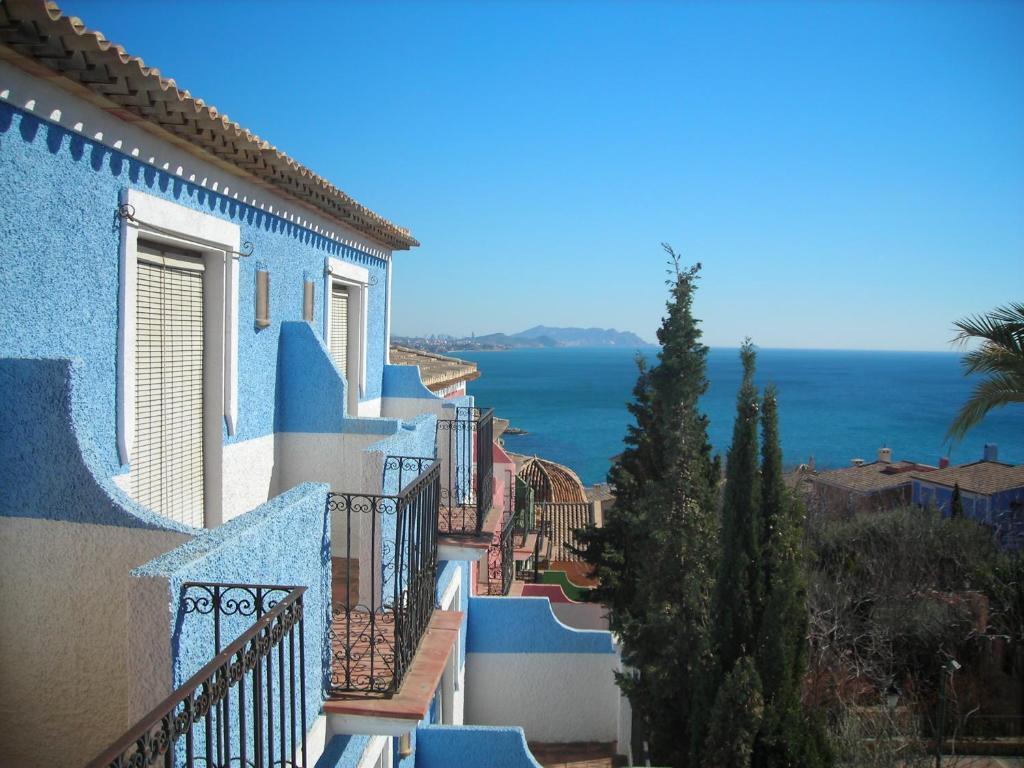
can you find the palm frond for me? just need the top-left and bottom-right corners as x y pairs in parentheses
(951, 303), (1024, 351)
(946, 372), (1024, 441)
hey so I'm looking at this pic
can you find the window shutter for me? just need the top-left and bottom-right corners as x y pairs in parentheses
(131, 241), (205, 527)
(330, 284), (349, 379)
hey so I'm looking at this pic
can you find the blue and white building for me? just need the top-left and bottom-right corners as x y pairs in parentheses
(911, 444), (1024, 546)
(0, 3), (629, 767)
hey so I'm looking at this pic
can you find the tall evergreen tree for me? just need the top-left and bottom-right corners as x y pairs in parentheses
(703, 656), (764, 768)
(951, 483), (964, 519)
(575, 245), (718, 767)
(754, 386), (829, 767)
(712, 341), (763, 674)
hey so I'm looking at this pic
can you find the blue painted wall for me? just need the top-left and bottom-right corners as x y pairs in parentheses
(415, 726), (542, 768)
(467, 597), (616, 654)
(382, 364), (439, 400)
(0, 102), (389, 479)
(134, 482), (330, 760)
(913, 478), (1024, 524)
(0, 357), (188, 530)
(315, 735), (372, 768)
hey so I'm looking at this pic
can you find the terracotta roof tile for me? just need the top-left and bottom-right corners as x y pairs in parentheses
(812, 460), (936, 494)
(911, 461), (1024, 496)
(540, 502), (593, 562)
(0, 1), (418, 250)
(515, 455), (587, 504)
(388, 345), (479, 393)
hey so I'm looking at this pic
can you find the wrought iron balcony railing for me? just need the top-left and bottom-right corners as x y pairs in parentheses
(326, 460), (440, 696)
(435, 406), (494, 536)
(487, 511), (517, 596)
(86, 583), (308, 768)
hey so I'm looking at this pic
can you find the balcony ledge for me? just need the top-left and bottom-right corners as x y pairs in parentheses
(437, 503), (505, 561)
(325, 610), (462, 736)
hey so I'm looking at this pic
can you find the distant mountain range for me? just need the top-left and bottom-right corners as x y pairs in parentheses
(394, 326), (654, 353)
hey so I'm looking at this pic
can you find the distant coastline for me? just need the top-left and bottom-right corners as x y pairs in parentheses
(394, 325), (655, 354)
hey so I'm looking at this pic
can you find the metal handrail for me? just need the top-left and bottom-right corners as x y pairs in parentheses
(435, 406), (495, 536)
(327, 460), (440, 695)
(85, 584), (307, 768)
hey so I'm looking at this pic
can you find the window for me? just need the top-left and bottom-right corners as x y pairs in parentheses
(131, 241), (206, 525)
(118, 189), (241, 528)
(329, 283), (350, 377)
(323, 258), (369, 416)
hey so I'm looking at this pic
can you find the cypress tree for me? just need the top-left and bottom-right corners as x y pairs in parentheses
(575, 245), (718, 767)
(712, 341), (763, 674)
(703, 656), (765, 768)
(951, 483), (964, 519)
(754, 386), (829, 767)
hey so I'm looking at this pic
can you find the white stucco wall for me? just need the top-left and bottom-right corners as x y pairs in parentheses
(275, 432), (387, 496)
(222, 434), (276, 522)
(380, 396), (452, 424)
(465, 653), (622, 742)
(0, 517), (188, 768)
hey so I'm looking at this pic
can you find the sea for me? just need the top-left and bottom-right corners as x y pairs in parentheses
(455, 347), (1024, 486)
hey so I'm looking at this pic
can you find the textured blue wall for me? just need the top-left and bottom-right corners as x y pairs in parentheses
(315, 735), (372, 768)
(415, 726), (542, 768)
(0, 102), (389, 479)
(134, 482), (330, 756)
(467, 597), (615, 654)
(382, 364), (438, 399)
(277, 321), (348, 431)
(0, 357), (189, 530)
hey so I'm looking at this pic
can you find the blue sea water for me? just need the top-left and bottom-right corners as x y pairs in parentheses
(456, 347), (1024, 486)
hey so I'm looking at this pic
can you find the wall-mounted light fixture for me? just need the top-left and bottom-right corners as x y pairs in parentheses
(399, 733), (412, 759)
(255, 263), (270, 329)
(303, 274), (315, 322)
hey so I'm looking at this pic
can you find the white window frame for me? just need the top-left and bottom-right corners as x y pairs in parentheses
(324, 257), (369, 417)
(118, 188), (241, 527)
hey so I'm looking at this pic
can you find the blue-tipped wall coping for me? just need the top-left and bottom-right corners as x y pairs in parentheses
(415, 726), (543, 768)
(467, 597), (615, 654)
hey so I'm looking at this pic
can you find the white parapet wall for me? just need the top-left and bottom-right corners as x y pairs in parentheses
(464, 597), (626, 745)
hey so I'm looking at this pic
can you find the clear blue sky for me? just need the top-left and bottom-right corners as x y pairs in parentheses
(60, 1), (1023, 351)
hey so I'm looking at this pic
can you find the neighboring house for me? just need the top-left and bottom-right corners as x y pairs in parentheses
(809, 448), (936, 518)
(0, 3), (629, 767)
(514, 455), (599, 582)
(912, 445), (1024, 538)
(389, 345), (480, 399)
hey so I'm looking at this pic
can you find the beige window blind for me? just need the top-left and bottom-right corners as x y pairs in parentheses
(130, 240), (205, 527)
(330, 283), (349, 379)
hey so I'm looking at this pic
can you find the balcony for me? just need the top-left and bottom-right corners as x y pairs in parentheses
(326, 461), (441, 697)
(435, 406), (496, 537)
(86, 583), (309, 768)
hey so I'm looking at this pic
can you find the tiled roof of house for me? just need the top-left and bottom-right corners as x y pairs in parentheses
(0, 1), (418, 250)
(911, 461), (1024, 496)
(812, 460), (936, 494)
(388, 345), (479, 393)
(515, 455), (588, 504)
(542, 502), (593, 563)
